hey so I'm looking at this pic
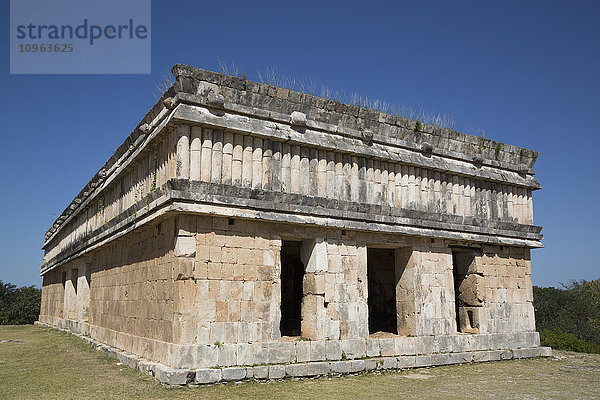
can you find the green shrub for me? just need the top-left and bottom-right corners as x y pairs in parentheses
(540, 328), (600, 354)
(0, 281), (41, 325)
(534, 278), (600, 353)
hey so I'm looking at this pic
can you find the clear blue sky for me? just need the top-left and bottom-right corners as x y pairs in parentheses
(1, 0), (598, 288)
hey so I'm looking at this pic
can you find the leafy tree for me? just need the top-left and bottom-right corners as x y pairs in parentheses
(540, 328), (600, 354)
(534, 278), (600, 352)
(0, 280), (41, 325)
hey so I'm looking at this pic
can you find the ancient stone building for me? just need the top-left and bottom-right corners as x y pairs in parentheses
(38, 64), (549, 385)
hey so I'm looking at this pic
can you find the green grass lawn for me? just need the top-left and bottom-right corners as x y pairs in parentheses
(1, 325), (599, 399)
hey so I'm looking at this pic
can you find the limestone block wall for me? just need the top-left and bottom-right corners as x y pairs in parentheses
(172, 215), (282, 348)
(87, 218), (176, 363)
(481, 245), (535, 333)
(40, 212), (540, 370)
(169, 216), (377, 349)
(40, 258), (90, 330)
(319, 237), (368, 340)
(411, 243), (456, 336)
(40, 269), (65, 321)
(40, 216), (178, 366)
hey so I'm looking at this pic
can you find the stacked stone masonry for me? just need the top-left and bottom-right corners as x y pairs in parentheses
(39, 65), (548, 385)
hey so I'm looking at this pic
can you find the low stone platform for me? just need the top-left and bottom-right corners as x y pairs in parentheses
(35, 322), (551, 386)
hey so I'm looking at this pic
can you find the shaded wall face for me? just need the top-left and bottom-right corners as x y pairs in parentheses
(88, 217), (175, 356)
(40, 259), (89, 328)
(40, 217), (177, 365)
(40, 269), (65, 321)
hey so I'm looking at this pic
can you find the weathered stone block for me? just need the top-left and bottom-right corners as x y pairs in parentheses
(341, 339), (366, 359)
(431, 353), (450, 366)
(472, 351), (490, 362)
(290, 111), (307, 126)
(155, 366), (193, 386)
(363, 358), (381, 371)
(303, 274), (326, 295)
(325, 340), (342, 360)
(268, 364), (286, 379)
(394, 337), (416, 355)
(488, 350), (503, 361)
(194, 368), (222, 384)
(540, 347), (552, 357)
(177, 215), (197, 237)
(414, 355), (431, 368)
(296, 340), (311, 362)
(285, 363), (309, 377)
(350, 359), (365, 373)
(396, 356), (418, 368)
(366, 339), (380, 357)
(217, 344), (238, 367)
(435, 335), (453, 354)
(310, 340), (327, 361)
(222, 367), (246, 381)
(302, 238), (328, 272)
(236, 343), (256, 366)
(513, 347), (544, 359)
(330, 360), (352, 374)
(379, 338), (395, 357)
(382, 357), (398, 369)
(268, 342), (295, 364)
(175, 236), (196, 257)
(174, 257), (195, 280)
(307, 361), (330, 376)
(253, 365), (269, 379)
(137, 360), (157, 375)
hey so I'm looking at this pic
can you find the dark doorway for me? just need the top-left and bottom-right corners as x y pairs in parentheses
(280, 241), (304, 336)
(452, 250), (480, 333)
(367, 248), (398, 334)
(71, 269), (78, 294)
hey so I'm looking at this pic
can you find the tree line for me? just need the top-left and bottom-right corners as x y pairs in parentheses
(0, 280), (41, 325)
(534, 279), (600, 353)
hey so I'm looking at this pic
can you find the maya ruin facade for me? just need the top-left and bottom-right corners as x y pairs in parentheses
(38, 64), (549, 385)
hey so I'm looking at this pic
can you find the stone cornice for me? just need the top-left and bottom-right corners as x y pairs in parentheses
(172, 64), (540, 176)
(41, 178), (543, 276)
(172, 102), (540, 190)
(43, 64), (543, 253)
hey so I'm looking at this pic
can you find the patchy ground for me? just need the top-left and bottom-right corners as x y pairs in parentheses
(0, 325), (598, 399)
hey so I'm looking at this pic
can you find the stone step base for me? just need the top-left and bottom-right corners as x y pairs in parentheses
(35, 322), (552, 386)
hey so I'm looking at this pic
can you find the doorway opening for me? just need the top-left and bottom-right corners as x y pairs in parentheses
(367, 248), (398, 334)
(71, 269), (78, 294)
(452, 250), (482, 334)
(280, 241), (305, 336)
